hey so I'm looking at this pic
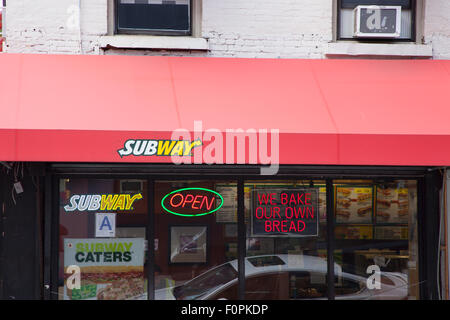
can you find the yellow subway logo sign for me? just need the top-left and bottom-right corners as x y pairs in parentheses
(64, 194), (143, 212)
(117, 139), (202, 158)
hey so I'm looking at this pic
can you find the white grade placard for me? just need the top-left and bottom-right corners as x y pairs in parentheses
(95, 212), (116, 237)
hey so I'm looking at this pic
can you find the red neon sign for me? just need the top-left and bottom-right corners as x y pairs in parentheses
(169, 193), (215, 211)
(251, 189), (318, 236)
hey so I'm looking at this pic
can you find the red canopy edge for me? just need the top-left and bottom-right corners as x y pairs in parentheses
(1, 129), (450, 166)
(1, 53), (450, 166)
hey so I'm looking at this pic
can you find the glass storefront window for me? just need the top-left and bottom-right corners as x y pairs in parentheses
(244, 180), (329, 300)
(59, 178), (148, 300)
(56, 176), (421, 300)
(154, 180), (238, 300)
(333, 180), (419, 300)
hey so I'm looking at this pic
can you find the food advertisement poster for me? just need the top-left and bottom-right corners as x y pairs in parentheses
(335, 186), (373, 224)
(63, 238), (145, 300)
(376, 186), (409, 224)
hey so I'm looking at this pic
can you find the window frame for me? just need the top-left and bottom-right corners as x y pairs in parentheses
(45, 164), (439, 300)
(114, 0), (193, 36)
(336, 0), (417, 42)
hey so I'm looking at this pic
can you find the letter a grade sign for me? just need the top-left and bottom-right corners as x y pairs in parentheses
(95, 213), (116, 237)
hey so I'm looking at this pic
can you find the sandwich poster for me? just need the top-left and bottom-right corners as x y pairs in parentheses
(335, 186), (373, 224)
(375, 186), (410, 224)
(63, 238), (145, 300)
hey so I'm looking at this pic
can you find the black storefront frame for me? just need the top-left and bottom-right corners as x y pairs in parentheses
(44, 164), (441, 300)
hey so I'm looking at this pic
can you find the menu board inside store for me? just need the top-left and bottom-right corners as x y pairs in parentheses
(376, 185), (409, 224)
(335, 186), (373, 224)
(334, 183), (414, 240)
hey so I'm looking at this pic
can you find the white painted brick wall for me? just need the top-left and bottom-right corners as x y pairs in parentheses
(3, 0), (107, 54)
(202, 0), (332, 58)
(424, 0), (450, 59)
(3, 0), (450, 59)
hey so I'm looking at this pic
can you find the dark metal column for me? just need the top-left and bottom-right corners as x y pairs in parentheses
(418, 171), (442, 299)
(147, 178), (155, 300)
(43, 174), (52, 300)
(237, 178), (245, 299)
(326, 179), (335, 300)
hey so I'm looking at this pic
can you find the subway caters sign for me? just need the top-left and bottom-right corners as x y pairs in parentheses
(251, 189), (319, 237)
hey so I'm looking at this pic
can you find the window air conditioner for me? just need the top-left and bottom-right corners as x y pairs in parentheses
(353, 5), (401, 38)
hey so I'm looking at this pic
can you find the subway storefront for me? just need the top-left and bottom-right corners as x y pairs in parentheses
(0, 54), (448, 300)
(52, 168), (436, 300)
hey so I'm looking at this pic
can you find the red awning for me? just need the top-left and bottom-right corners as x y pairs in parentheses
(1, 53), (450, 166)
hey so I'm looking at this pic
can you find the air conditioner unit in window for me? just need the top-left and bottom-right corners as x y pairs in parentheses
(353, 5), (401, 38)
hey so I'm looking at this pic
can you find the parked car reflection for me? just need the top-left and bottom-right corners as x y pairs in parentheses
(155, 254), (408, 300)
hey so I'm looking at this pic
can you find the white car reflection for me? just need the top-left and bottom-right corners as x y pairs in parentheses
(155, 254), (408, 300)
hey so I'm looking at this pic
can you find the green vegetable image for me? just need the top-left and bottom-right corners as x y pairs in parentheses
(71, 284), (97, 300)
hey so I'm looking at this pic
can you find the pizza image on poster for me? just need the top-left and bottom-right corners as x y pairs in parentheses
(63, 238), (145, 300)
(335, 186), (373, 224)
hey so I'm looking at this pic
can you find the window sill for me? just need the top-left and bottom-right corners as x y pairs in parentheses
(325, 42), (433, 58)
(99, 35), (209, 51)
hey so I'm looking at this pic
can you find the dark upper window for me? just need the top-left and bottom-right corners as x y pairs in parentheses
(116, 0), (192, 36)
(337, 0), (416, 41)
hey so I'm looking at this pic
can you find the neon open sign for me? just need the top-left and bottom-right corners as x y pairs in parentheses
(161, 188), (224, 217)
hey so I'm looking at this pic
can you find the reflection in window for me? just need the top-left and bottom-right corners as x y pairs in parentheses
(172, 263), (238, 300)
(290, 272), (327, 299)
(335, 276), (365, 297)
(248, 256), (286, 267)
(334, 180), (418, 300)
